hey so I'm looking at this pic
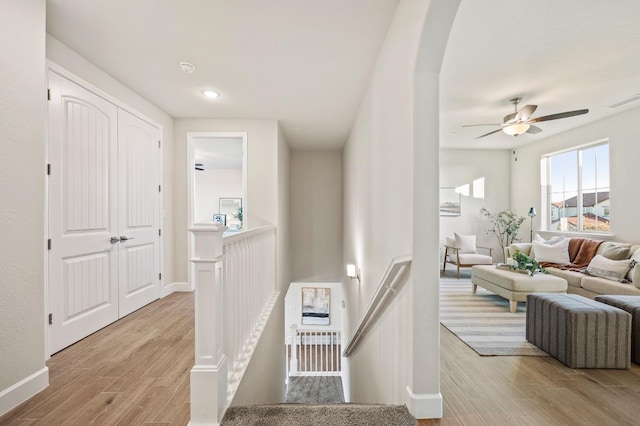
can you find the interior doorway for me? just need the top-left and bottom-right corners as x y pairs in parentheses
(187, 132), (248, 289)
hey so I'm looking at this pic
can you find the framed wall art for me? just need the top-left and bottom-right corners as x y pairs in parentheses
(301, 287), (330, 326)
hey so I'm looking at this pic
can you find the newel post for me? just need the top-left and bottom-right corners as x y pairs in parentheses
(189, 224), (227, 425)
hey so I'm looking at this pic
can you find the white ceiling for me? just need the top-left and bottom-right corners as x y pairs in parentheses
(46, 0), (399, 150)
(46, 1), (640, 151)
(441, 0), (640, 149)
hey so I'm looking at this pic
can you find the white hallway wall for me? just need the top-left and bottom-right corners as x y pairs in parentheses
(285, 282), (343, 336)
(511, 105), (640, 243)
(290, 151), (342, 282)
(439, 149), (511, 261)
(342, 0), (459, 416)
(172, 119), (288, 285)
(0, 0), (48, 414)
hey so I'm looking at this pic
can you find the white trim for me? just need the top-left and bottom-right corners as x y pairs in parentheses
(405, 386), (442, 419)
(46, 61), (159, 127)
(189, 360), (227, 426)
(161, 281), (191, 297)
(0, 367), (49, 417)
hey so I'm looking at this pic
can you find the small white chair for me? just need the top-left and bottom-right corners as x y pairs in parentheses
(442, 234), (493, 279)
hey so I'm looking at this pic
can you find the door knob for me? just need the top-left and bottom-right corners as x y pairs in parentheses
(110, 237), (120, 244)
(119, 236), (134, 241)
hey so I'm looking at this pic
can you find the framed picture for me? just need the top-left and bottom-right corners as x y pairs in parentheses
(212, 213), (226, 225)
(439, 187), (461, 216)
(301, 287), (330, 326)
(219, 197), (242, 227)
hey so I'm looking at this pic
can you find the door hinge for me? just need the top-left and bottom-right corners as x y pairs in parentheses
(47, 164), (51, 175)
(47, 239), (52, 250)
(158, 185), (161, 192)
(48, 313), (53, 325)
(158, 228), (161, 237)
(47, 89), (51, 101)
(158, 140), (161, 149)
(159, 273), (162, 280)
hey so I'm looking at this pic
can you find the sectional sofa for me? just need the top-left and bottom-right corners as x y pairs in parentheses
(506, 238), (640, 299)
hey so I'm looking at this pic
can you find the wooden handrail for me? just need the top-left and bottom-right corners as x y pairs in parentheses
(342, 254), (412, 357)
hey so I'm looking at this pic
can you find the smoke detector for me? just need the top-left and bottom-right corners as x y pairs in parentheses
(178, 61), (196, 73)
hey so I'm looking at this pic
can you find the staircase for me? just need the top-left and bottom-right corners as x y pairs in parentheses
(221, 404), (418, 425)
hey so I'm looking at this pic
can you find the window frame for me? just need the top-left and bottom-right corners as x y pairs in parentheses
(542, 140), (610, 233)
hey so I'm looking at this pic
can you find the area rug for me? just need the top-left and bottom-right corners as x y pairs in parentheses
(221, 404), (417, 425)
(440, 279), (548, 356)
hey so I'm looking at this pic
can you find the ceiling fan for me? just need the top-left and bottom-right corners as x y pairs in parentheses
(464, 97), (588, 140)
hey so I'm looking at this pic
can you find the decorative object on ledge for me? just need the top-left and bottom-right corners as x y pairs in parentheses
(499, 252), (548, 276)
(213, 213), (226, 226)
(440, 187), (461, 216)
(528, 207), (537, 242)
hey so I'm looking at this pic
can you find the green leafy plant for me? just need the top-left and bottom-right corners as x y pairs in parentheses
(232, 207), (243, 227)
(511, 251), (548, 276)
(481, 208), (526, 260)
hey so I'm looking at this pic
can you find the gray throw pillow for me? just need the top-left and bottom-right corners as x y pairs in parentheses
(601, 243), (631, 260)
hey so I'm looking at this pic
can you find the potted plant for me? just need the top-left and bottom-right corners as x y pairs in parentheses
(233, 207), (243, 229)
(481, 208), (526, 261)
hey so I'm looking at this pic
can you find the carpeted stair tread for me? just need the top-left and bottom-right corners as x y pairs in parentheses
(221, 403), (418, 425)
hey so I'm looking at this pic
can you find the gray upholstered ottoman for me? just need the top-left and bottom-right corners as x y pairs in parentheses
(526, 294), (631, 369)
(595, 295), (640, 365)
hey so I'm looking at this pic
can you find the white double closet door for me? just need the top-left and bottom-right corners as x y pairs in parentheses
(48, 71), (161, 354)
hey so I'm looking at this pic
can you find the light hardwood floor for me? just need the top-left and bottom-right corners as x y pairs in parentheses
(3, 291), (640, 425)
(0, 292), (194, 425)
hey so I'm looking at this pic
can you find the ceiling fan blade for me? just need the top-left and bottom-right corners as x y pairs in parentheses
(526, 124), (543, 134)
(503, 112), (517, 124)
(462, 123), (500, 127)
(529, 109), (589, 123)
(516, 104), (537, 120)
(474, 128), (503, 139)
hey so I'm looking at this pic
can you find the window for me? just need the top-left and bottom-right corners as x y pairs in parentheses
(543, 143), (610, 232)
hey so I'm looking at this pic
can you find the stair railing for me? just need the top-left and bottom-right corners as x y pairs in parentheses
(189, 224), (277, 425)
(287, 326), (341, 377)
(342, 254), (412, 357)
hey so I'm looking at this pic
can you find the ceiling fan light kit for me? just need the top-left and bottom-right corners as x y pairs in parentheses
(464, 96), (589, 140)
(503, 122), (530, 136)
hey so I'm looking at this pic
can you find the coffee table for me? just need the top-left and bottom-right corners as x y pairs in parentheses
(471, 265), (568, 313)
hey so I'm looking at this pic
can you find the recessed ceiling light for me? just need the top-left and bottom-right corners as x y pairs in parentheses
(202, 90), (220, 99)
(178, 61), (196, 73)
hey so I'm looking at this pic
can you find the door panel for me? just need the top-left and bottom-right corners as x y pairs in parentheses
(49, 72), (119, 354)
(117, 109), (160, 316)
(49, 72), (161, 354)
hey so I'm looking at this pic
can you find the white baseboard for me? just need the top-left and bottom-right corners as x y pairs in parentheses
(162, 281), (191, 297)
(0, 367), (49, 417)
(405, 386), (442, 419)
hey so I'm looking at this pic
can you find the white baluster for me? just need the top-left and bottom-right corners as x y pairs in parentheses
(289, 324), (298, 376)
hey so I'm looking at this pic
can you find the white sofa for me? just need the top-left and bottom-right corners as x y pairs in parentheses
(506, 240), (640, 299)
